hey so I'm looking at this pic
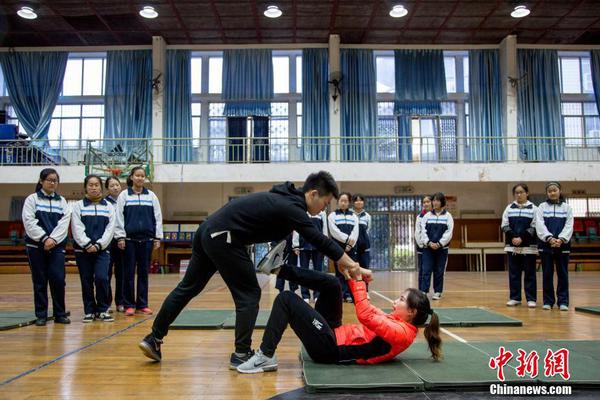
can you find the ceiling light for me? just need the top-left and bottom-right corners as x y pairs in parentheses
(17, 6), (37, 20)
(389, 4), (408, 18)
(510, 5), (530, 18)
(139, 6), (158, 19)
(264, 5), (282, 18)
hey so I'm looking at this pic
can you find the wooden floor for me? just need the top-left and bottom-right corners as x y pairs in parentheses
(0, 270), (599, 399)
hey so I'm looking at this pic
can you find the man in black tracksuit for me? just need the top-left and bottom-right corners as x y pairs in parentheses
(140, 171), (362, 367)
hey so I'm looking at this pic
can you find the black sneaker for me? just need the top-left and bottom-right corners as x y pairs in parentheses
(230, 350), (255, 370)
(35, 317), (47, 326)
(82, 314), (95, 323)
(139, 334), (162, 362)
(98, 312), (114, 322)
(54, 316), (71, 324)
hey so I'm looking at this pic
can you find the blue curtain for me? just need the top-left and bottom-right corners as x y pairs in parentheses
(164, 50), (193, 163)
(253, 116), (269, 162)
(104, 50), (152, 153)
(517, 50), (563, 161)
(222, 49), (273, 117)
(0, 51), (68, 141)
(227, 117), (246, 163)
(468, 50), (504, 162)
(591, 50), (600, 118)
(302, 48), (329, 161)
(340, 49), (377, 161)
(394, 50), (447, 161)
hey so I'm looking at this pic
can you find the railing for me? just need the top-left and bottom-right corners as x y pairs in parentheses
(1, 135), (599, 167)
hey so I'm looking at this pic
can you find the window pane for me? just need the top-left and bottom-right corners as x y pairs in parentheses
(567, 198), (587, 218)
(589, 197), (600, 217)
(62, 105), (81, 117)
(192, 116), (201, 147)
(581, 57), (593, 94)
(81, 118), (102, 141)
(61, 118), (80, 147)
(209, 57), (223, 94)
(209, 102), (225, 116)
(584, 102), (598, 116)
(296, 56), (302, 93)
(560, 58), (581, 94)
(297, 101), (302, 116)
(273, 56), (289, 94)
(47, 119), (61, 147)
(82, 104), (104, 117)
(297, 115), (302, 147)
(271, 102), (288, 116)
(377, 101), (394, 116)
(463, 56), (469, 93)
(563, 116), (583, 146)
(270, 117), (289, 161)
(52, 105), (62, 118)
(376, 56), (395, 93)
(63, 59), (83, 96)
(0, 66), (5, 96)
(83, 59), (104, 95)
(191, 57), (202, 94)
(191, 102), (202, 116)
(585, 116), (600, 146)
(562, 102), (582, 115)
(441, 102), (456, 115)
(444, 57), (456, 93)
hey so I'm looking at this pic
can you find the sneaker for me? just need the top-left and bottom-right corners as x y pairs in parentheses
(35, 317), (47, 326)
(543, 304), (552, 310)
(559, 304), (569, 311)
(125, 307), (135, 316)
(257, 240), (286, 275)
(229, 350), (255, 370)
(137, 307), (153, 315)
(82, 314), (95, 323)
(506, 300), (521, 307)
(344, 296), (353, 303)
(54, 316), (71, 324)
(139, 334), (162, 362)
(236, 349), (278, 374)
(527, 301), (537, 308)
(116, 305), (125, 313)
(98, 312), (114, 322)
(432, 292), (442, 300)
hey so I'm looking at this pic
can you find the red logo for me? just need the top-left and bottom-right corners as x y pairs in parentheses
(516, 349), (539, 379)
(489, 346), (514, 381)
(544, 348), (570, 380)
(489, 347), (570, 382)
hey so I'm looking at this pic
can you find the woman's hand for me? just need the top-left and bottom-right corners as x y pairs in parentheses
(512, 237), (522, 246)
(44, 238), (56, 251)
(86, 245), (98, 253)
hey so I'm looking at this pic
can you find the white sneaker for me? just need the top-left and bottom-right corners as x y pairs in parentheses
(506, 300), (521, 307)
(559, 305), (568, 311)
(543, 304), (552, 310)
(236, 349), (278, 374)
(256, 241), (286, 275)
(527, 301), (537, 308)
(432, 292), (442, 300)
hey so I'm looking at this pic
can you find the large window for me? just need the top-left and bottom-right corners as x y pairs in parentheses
(62, 56), (106, 96)
(48, 104), (104, 148)
(567, 197), (600, 218)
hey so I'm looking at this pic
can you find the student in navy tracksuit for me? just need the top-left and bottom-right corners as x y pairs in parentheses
(22, 168), (71, 326)
(536, 182), (574, 311)
(274, 234), (299, 293)
(419, 192), (453, 300)
(415, 195), (432, 293)
(292, 211), (328, 301)
(352, 194), (372, 273)
(104, 176), (124, 312)
(328, 192), (359, 303)
(71, 175), (116, 323)
(115, 167), (163, 316)
(501, 183), (538, 308)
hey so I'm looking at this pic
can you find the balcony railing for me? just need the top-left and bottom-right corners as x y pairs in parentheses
(0, 135), (599, 167)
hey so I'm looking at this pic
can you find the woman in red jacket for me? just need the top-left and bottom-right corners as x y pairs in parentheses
(237, 263), (442, 373)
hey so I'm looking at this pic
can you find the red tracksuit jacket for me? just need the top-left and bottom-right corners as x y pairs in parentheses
(334, 279), (418, 364)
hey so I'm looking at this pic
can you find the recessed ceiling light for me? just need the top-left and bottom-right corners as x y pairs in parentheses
(139, 6), (158, 19)
(389, 4), (408, 18)
(511, 5), (530, 18)
(17, 6), (37, 20)
(264, 5), (282, 18)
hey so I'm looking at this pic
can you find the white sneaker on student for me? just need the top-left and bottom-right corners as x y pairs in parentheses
(236, 349), (278, 374)
(543, 304), (552, 310)
(432, 292), (442, 300)
(506, 300), (521, 307)
(559, 304), (569, 311)
(527, 301), (537, 308)
(257, 241), (287, 275)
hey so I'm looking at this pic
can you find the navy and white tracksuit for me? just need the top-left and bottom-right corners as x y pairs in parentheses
(414, 210), (428, 292)
(71, 198), (116, 315)
(328, 209), (359, 300)
(536, 200), (573, 307)
(115, 187), (163, 310)
(22, 190), (71, 319)
(501, 201), (538, 303)
(419, 210), (454, 294)
(292, 211), (328, 300)
(354, 210), (372, 269)
(105, 195), (124, 307)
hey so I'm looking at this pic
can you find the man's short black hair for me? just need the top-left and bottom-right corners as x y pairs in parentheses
(302, 171), (339, 199)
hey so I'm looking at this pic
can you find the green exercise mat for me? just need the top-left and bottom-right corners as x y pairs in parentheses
(382, 307), (522, 327)
(301, 347), (424, 393)
(222, 310), (271, 329)
(170, 309), (233, 329)
(574, 306), (600, 316)
(0, 310), (38, 330)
